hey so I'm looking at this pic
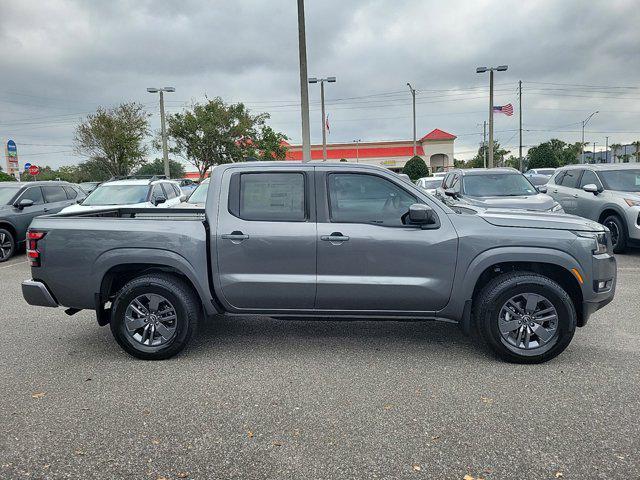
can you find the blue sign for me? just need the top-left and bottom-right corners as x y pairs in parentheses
(24, 162), (32, 170)
(7, 140), (17, 156)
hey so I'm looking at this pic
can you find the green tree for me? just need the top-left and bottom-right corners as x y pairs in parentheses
(469, 141), (510, 168)
(402, 156), (429, 180)
(166, 97), (283, 180)
(0, 168), (16, 181)
(632, 141), (640, 163)
(254, 125), (288, 160)
(526, 139), (581, 169)
(609, 143), (622, 163)
(135, 158), (186, 178)
(74, 102), (150, 177)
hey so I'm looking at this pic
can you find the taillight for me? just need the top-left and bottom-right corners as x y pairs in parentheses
(26, 230), (46, 267)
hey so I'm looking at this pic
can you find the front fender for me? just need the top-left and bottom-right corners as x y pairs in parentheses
(93, 247), (219, 315)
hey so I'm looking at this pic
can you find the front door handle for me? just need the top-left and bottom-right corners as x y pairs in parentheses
(573, 193), (579, 198)
(553, 189), (558, 193)
(321, 232), (350, 243)
(221, 231), (249, 242)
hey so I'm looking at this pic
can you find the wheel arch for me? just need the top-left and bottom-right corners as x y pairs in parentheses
(457, 247), (586, 333)
(0, 221), (18, 240)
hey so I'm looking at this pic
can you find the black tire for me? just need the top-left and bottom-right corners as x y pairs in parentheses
(602, 214), (627, 254)
(110, 273), (201, 360)
(0, 228), (16, 263)
(474, 272), (576, 364)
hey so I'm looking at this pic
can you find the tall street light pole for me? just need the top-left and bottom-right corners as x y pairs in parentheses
(147, 87), (175, 178)
(297, 0), (311, 163)
(581, 111), (598, 163)
(407, 83), (417, 156)
(353, 139), (361, 163)
(476, 65), (508, 168)
(309, 76), (336, 161)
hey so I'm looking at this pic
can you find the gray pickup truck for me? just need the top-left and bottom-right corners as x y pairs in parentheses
(22, 162), (617, 363)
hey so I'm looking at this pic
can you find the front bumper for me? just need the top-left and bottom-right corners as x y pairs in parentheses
(580, 252), (617, 326)
(22, 280), (58, 308)
(624, 206), (640, 241)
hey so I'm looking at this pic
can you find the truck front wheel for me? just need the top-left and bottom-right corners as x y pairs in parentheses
(110, 273), (201, 360)
(474, 272), (577, 363)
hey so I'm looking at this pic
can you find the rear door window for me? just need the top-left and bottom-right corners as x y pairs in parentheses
(42, 186), (68, 203)
(162, 183), (177, 199)
(233, 172), (306, 222)
(63, 186), (78, 199)
(559, 170), (581, 189)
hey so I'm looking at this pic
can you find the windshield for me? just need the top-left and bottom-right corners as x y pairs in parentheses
(598, 169), (640, 192)
(463, 174), (537, 197)
(0, 186), (20, 205)
(187, 182), (209, 204)
(536, 169), (555, 175)
(82, 184), (149, 206)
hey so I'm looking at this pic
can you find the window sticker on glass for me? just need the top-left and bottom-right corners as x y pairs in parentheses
(240, 173), (305, 221)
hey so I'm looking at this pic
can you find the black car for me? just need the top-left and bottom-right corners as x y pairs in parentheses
(0, 181), (83, 262)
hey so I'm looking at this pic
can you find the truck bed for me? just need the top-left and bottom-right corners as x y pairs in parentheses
(28, 208), (212, 312)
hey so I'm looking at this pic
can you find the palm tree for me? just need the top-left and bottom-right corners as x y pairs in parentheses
(633, 141), (640, 163)
(609, 143), (622, 163)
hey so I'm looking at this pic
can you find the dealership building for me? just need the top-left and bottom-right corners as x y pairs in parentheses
(284, 128), (456, 172)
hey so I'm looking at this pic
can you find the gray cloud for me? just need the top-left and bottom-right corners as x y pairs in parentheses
(1, 0), (639, 169)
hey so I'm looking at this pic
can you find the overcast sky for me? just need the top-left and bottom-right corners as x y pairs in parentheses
(1, 0), (639, 170)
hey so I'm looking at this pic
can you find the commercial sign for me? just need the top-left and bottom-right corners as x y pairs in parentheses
(5, 139), (19, 177)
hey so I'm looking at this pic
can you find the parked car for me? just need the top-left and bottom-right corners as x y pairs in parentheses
(432, 172), (447, 178)
(547, 164), (640, 252)
(60, 178), (184, 214)
(22, 162), (616, 364)
(79, 181), (101, 194)
(176, 178), (199, 195)
(435, 168), (563, 213)
(175, 178), (209, 209)
(0, 181), (82, 262)
(525, 168), (556, 177)
(416, 177), (443, 195)
(526, 173), (551, 187)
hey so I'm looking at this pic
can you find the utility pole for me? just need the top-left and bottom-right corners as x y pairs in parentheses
(593, 142), (597, 163)
(147, 87), (175, 178)
(407, 83), (417, 156)
(353, 139), (361, 163)
(297, 0), (311, 162)
(476, 65), (507, 169)
(605, 136), (609, 163)
(518, 80), (523, 172)
(308, 77), (336, 162)
(483, 121), (487, 168)
(581, 111), (598, 163)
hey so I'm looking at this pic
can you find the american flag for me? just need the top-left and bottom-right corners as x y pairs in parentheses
(493, 103), (514, 116)
(325, 114), (330, 134)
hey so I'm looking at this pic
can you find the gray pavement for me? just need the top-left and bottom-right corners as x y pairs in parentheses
(1, 252), (639, 479)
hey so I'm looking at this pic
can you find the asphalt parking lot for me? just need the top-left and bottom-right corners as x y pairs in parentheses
(1, 253), (639, 480)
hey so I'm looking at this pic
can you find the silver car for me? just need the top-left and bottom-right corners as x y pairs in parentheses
(547, 164), (640, 252)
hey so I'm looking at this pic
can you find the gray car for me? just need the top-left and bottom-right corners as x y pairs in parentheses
(547, 164), (640, 252)
(0, 181), (81, 262)
(435, 168), (563, 213)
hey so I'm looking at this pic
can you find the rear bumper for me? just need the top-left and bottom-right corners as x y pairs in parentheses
(22, 280), (58, 308)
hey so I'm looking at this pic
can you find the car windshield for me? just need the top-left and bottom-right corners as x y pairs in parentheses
(536, 169), (555, 175)
(0, 185), (20, 204)
(463, 174), (537, 197)
(187, 182), (209, 204)
(598, 169), (640, 192)
(82, 184), (149, 206)
(421, 179), (441, 188)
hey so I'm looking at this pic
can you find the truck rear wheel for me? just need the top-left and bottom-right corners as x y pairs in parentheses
(110, 273), (201, 360)
(474, 272), (576, 363)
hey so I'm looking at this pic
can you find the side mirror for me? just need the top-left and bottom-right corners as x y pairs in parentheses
(179, 194), (187, 202)
(153, 195), (167, 206)
(444, 188), (457, 198)
(583, 184), (599, 194)
(408, 203), (435, 225)
(537, 185), (548, 193)
(15, 198), (34, 209)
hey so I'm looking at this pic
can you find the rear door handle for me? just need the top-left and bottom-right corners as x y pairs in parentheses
(221, 231), (249, 242)
(321, 232), (349, 243)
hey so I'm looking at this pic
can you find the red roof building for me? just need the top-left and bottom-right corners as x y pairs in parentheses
(284, 129), (456, 172)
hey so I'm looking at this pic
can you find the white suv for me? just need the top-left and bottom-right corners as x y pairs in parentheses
(61, 178), (184, 214)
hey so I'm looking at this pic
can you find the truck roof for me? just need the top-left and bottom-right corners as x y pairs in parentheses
(560, 163), (640, 171)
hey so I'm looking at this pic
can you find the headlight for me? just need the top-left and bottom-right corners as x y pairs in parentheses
(549, 203), (564, 213)
(624, 198), (640, 207)
(577, 232), (608, 255)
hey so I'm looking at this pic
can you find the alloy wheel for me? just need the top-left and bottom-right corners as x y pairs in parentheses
(604, 220), (619, 248)
(498, 293), (559, 350)
(124, 294), (178, 347)
(0, 232), (13, 260)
